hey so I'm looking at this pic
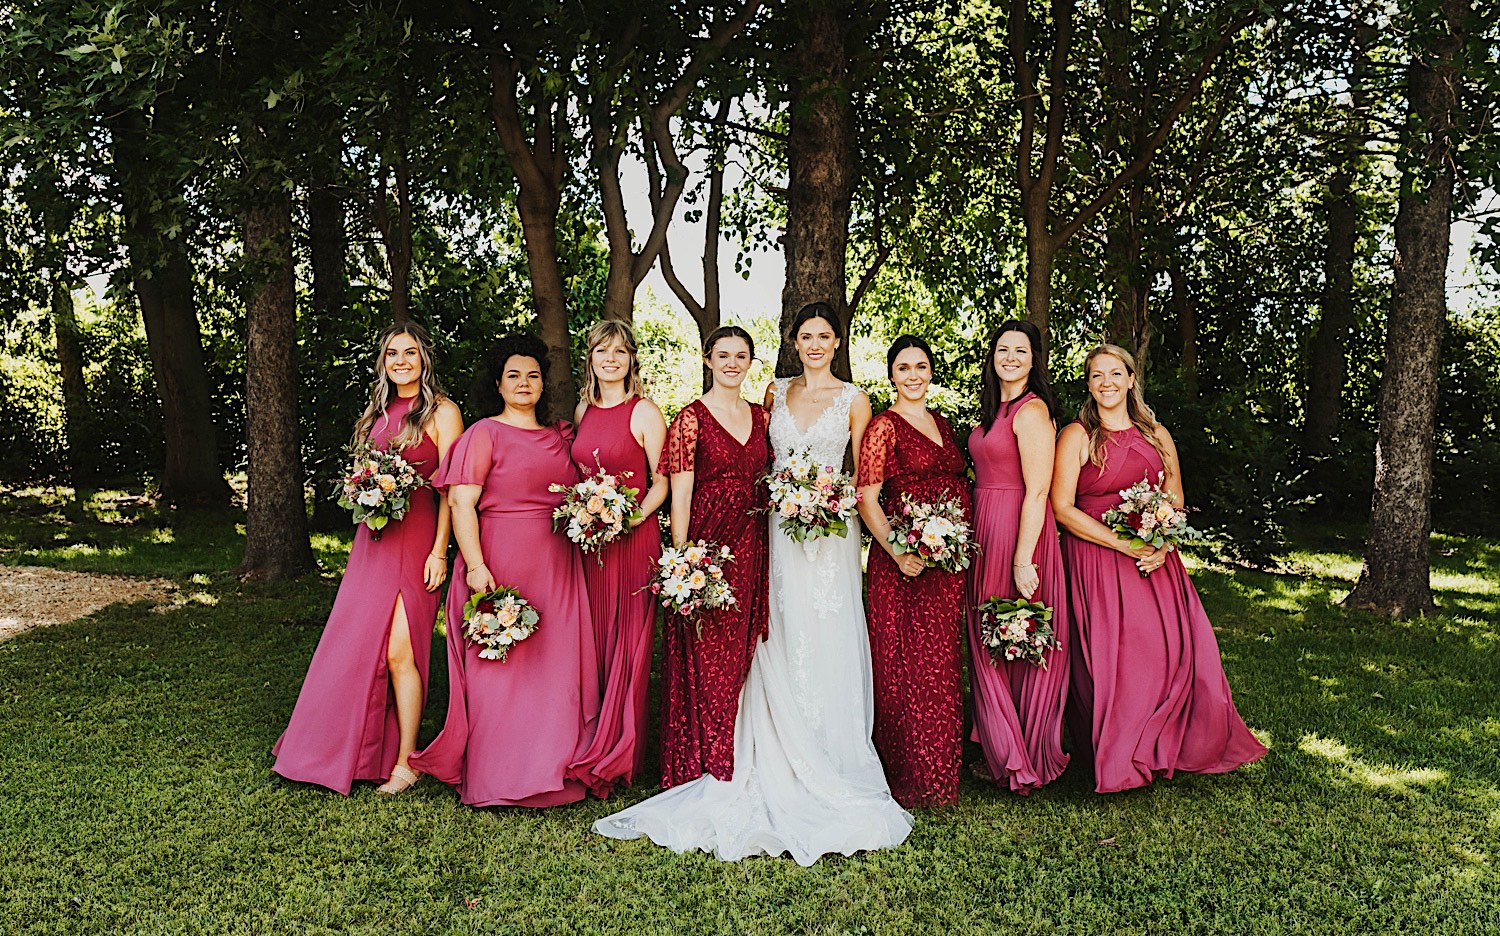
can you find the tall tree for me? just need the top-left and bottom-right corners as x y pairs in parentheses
(1006, 0), (1262, 350)
(1345, 0), (1473, 616)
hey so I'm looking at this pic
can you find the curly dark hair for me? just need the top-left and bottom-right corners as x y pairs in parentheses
(471, 333), (551, 418)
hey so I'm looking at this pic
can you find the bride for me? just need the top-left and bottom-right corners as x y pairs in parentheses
(593, 302), (912, 865)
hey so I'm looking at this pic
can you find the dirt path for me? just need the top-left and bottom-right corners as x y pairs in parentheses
(0, 565), (175, 643)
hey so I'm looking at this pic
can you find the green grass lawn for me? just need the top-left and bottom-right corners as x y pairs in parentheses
(1, 487), (1496, 935)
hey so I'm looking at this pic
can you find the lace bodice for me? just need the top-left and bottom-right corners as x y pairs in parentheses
(768, 378), (858, 469)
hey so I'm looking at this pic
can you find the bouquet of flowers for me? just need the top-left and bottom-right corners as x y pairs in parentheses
(337, 446), (427, 540)
(1102, 471), (1200, 565)
(886, 493), (976, 573)
(548, 458), (643, 557)
(765, 447), (861, 543)
(647, 540), (737, 625)
(461, 587), (540, 662)
(977, 597), (1058, 668)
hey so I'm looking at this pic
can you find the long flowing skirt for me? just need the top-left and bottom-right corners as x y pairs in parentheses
(410, 513), (604, 807)
(570, 521), (661, 793)
(1062, 536), (1267, 793)
(595, 522), (912, 864)
(965, 489), (1071, 793)
(272, 495), (438, 794)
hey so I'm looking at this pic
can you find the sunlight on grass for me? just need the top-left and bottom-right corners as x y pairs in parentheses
(1298, 733), (1449, 793)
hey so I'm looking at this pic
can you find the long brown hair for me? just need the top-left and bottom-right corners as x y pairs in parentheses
(581, 319), (646, 406)
(1078, 344), (1170, 470)
(352, 322), (447, 451)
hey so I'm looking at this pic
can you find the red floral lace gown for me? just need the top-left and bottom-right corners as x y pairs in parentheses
(859, 408), (972, 807)
(658, 400), (771, 789)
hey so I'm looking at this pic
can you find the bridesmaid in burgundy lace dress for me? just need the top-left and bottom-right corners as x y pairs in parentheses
(966, 321), (1071, 794)
(1053, 344), (1266, 793)
(569, 321), (669, 793)
(658, 325), (770, 789)
(857, 335), (971, 808)
(273, 323), (463, 795)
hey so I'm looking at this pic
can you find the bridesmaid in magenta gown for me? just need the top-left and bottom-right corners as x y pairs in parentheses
(273, 322), (464, 795)
(1053, 344), (1267, 794)
(658, 325), (770, 789)
(965, 321), (1072, 794)
(409, 334), (606, 807)
(569, 321), (669, 793)
(857, 335), (971, 808)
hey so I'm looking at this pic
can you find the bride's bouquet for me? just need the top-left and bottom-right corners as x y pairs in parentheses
(765, 447), (860, 543)
(337, 446), (427, 540)
(647, 540), (737, 627)
(461, 586), (540, 662)
(1102, 471), (1200, 572)
(548, 457), (643, 557)
(886, 493), (975, 573)
(977, 597), (1058, 668)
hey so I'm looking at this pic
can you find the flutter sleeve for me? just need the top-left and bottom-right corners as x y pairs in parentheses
(857, 412), (897, 488)
(431, 421), (494, 491)
(660, 403), (701, 475)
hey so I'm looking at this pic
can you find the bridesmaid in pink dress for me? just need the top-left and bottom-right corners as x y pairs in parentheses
(569, 321), (669, 793)
(858, 335), (971, 808)
(273, 322), (464, 795)
(965, 321), (1072, 794)
(1053, 344), (1267, 793)
(658, 325), (771, 789)
(409, 334), (606, 807)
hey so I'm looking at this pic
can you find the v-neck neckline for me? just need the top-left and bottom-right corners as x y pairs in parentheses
(891, 409), (946, 450)
(699, 399), (756, 448)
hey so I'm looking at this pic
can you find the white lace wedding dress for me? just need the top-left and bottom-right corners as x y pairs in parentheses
(592, 379), (912, 865)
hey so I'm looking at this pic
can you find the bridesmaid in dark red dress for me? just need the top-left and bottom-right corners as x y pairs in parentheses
(966, 321), (1072, 793)
(1053, 344), (1266, 793)
(569, 321), (669, 793)
(658, 325), (770, 789)
(273, 323), (464, 795)
(857, 335), (971, 808)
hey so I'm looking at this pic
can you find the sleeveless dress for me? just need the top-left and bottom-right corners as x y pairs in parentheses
(272, 393), (440, 793)
(858, 409), (971, 808)
(656, 399), (771, 789)
(1063, 425), (1267, 793)
(594, 381), (911, 864)
(965, 393), (1072, 793)
(569, 398), (662, 792)
(407, 419), (606, 807)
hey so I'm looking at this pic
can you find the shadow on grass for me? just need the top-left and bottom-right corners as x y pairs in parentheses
(1, 487), (1498, 933)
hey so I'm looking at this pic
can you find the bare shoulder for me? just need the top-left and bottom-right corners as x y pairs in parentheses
(434, 397), (464, 427)
(1014, 397), (1053, 430)
(762, 380), (777, 409)
(1151, 422), (1176, 448)
(848, 386), (872, 412)
(631, 396), (666, 426)
(1057, 420), (1087, 444)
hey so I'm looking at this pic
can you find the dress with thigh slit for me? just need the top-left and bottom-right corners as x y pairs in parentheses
(272, 393), (440, 794)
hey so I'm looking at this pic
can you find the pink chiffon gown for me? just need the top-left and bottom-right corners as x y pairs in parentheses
(569, 398), (662, 793)
(272, 393), (440, 793)
(408, 418), (606, 807)
(965, 393), (1071, 794)
(1063, 425), (1267, 793)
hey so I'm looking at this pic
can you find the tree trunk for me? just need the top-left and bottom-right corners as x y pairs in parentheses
(779, 2), (854, 380)
(1022, 218), (1055, 347)
(238, 164), (316, 581)
(307, 165), (351, 532)
(41, 193), (93, 492)
(52, 274), (93, 491)
(1103, 179), (1152, 369)
(519, 194), (577, 422)
(1303, 169), (1358, 456)
(109, 108), (228, 507)
(1344, 0), (1468, 617)
(389, 160), (413, 323)
(1172, 263), (1198, 398)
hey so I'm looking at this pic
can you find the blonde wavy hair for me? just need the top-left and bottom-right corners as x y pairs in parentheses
(581, 319), (646, 406)
(1078, 344), (1171, 470)
(351, 322), (447, 451)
